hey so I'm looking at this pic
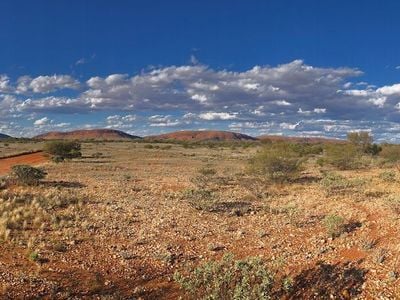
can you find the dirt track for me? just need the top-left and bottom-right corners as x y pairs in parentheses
(0, 151), (48, 175)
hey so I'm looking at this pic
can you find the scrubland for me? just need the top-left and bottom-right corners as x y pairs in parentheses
(1, 139), (400, 299)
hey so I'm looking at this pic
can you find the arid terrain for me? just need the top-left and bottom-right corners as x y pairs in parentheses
(1, 139), (400, 299)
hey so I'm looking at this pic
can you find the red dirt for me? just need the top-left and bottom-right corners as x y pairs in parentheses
(34, 129), (141, 141)
(0, 151), (48, 175)
(147, 130), (257, 141)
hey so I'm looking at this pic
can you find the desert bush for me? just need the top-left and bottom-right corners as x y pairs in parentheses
(160, 145), (172, 150)
(249, 144), (304, 182)
(323, 214), (345, 238)
(92, 152), (103, 158)
(385, 196), (400, 214)
(183, 189), (218, 211)
(347, 132), (373, 147)
(380, 144), (400, 163)
(43, 141), (81, 161)
(174, 253), (275, 299)
(322, 144), (363, 170)
(11, 165), (47, 186)
(379, 171), (397, 182)
(320, 173), (365, 195)
(289, 143), (323, 157)
(28, 251), (40, 262)
(198, 167), (217, 176)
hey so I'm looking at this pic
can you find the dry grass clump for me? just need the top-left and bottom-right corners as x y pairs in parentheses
(0, 188), (86, 244)
(378, 170), (397, 182)
(385, 196), (400, 214)
(379, 144), (400, 164)
(320, 173), (366, 196)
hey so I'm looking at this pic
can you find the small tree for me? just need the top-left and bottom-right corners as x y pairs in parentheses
(12, 165), (47, 185)
(323, 144), (362, 170)
(43, 141), (82, 161)
(347, 131), (381, 155)
(249, 143), (304, 182)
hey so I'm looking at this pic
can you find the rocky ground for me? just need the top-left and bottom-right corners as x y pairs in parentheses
(1, 142), (400, 299)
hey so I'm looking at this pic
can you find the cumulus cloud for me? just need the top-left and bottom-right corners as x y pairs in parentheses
(34, 117), (51, 126)
(148, 115), (183, 127)
(15, 75), (80, 94)
(376, 83), (400, 96)
(3, 60), (400, 140)
(105, 114), (137, 129)
(198, 112), (238, 120)
(0, 75), (12, 93)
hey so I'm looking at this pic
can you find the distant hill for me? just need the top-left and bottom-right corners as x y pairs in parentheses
(258, 134), (345, 144)
(146, 130), (257, 141)
(0, 133), (11, 139)
(35, 129), (141, 141)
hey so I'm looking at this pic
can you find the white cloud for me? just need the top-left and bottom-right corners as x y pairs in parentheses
(313, 108), (327, 113)
(3, 60), (400, 140)
(0, 75), (11, 93)
(273, 100), (291, 106)
(190, 55), (199, 65)
(376, 83), (400, 96)
(75, 58), (86, 65)
(34, 117), (51, 126)
(198, 112), (238, 120)
(16, 75), (80, 94)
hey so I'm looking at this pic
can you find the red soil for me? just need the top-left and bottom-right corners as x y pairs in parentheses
(0, 151), (48, 175)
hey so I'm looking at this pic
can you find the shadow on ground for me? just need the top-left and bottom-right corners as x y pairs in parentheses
(42, 181), (86, 188)
(286, 262), (367, 299)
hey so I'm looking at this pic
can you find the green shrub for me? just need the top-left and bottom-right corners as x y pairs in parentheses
(11, 165), (47, 186)
(198, 167), (217, 176)
(160, 145), (172, 150)
(174, 253), (275, 299)
(289, 143), (323, 157)
(379, 171), (397, 182)
(52, 156), (64, 163)
(28, 251), (40, 262)
(43, 141), (81, 161)
(183, 189), (218, 211)
(380, 145), (400, 163)
(320, 173), (365, 195)
(323, 144), (362, 170)
(323, 214), (345, 238)
(249, 144), (304, 182)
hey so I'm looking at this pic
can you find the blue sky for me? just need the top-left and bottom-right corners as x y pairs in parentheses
(1, 0), (400, 141)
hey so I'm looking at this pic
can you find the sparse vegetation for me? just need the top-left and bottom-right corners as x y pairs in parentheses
(379, 170), (397, 182)
(43, 141), (82, 161)
(320, 172), (365, 195)
(380, 144), (400, 164)
(0, 139), (398, 298)
(323, 214), (346, 238)
(322, 144), (363, 170)
(174, 253), (276, 299)
(249, 143), (304, 182)
(11, 165), (47, 186)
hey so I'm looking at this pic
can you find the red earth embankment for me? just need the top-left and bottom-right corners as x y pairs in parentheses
(0, 151), (48, 175)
